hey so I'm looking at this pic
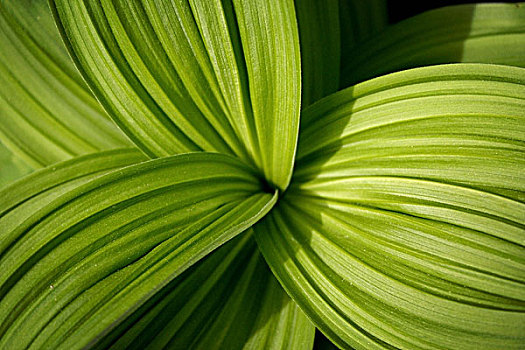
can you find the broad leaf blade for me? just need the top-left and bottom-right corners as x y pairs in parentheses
(296, 64), (525, 200)
(50, 0), (302, 190)
(341, 3), (525, 86)
(0, 152), (277, 349)
(94, 233), (314, 350)
(256, 64), (525, 349)
(256, 198), (525, 350)
(0, 0), (130, 167)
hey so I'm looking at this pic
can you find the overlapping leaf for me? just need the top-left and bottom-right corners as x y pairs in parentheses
(0, 152), (277, 349)
(295, 0), (389, 108)
(94, 232), (314, 350)
(2, 1), (524, 349)
(255, 64), (525, 349)
(50, 0), (301, 190)
(0, 0), (130, 167)
(341, 3), (525, 86)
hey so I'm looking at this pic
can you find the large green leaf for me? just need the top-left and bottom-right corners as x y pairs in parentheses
(94, 232), (314, 350)
(0, 152), (277, 349)
(0, 0), (130, 167)
(295, 64), (525, 200)
(341, 3), (525, 86)
(255, 64), (525, 349)
(50, 0), (302, 190)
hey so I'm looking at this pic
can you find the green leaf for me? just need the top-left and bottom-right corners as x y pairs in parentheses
(223, 0), (302, 190)
(255, 64), (525, 349)
(0, 140), (32, 189)
(338, 0), (387, 78)
(0, 152), (277, 349)
(0, 0), (130, 167)
(295, 0), (340, 107)
(0, 148), (147, 228)
(50, 0), (302, 190)
(295, 64), (525, 200)
(94, 232), (314, 350)
(341, 3), (525, 86)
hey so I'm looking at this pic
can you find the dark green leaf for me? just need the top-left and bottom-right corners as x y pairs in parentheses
(295, 0), (340, 107)
(339, 0), (387, 78)
(96, 232), (314, 350)
(341, 3), (525, 86)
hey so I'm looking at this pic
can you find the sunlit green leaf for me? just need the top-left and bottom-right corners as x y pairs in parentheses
(2, 1), (524, 349)
(255, 64), (525, 349)
(50, 0), (301, 190)
(0, 0), (130, 167)
(341, 3), (525, 86)
(0, 152), (277, 349)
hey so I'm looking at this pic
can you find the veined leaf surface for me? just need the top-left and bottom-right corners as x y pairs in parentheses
(0, 152), (277, 349)
(0, 0), (130, 167)
(255, 64), (525, 349)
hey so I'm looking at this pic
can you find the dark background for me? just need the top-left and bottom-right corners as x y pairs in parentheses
(387, 0), (499, 23)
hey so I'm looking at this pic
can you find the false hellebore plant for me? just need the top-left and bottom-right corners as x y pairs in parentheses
(0, 0), (524, 349)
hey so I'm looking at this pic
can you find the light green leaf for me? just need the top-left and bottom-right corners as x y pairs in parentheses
(93, 232), (314, 350)
(0, 148), (147, 235)
(50, 0), (302, 190)
(0, 0), (130, 168)
(231, 0), (301, 190)
(341, 3), (525, 86)
(0, 152), (277, 349)
(295, 64), (525, 200)
(0, 140), (32, 189)
(255, 64), (525, 349)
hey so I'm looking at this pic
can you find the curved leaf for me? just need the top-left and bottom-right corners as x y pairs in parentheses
(255, 64), (525, 349)
(295, 64), (525, 200)
(50, 0), (302, 190)
(341, 3), (525, 86)
(93, 232), (314, 350)
(0, 148), (145, 228)
(0, 0), (130, 167)
(0, 152), (277, 349)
